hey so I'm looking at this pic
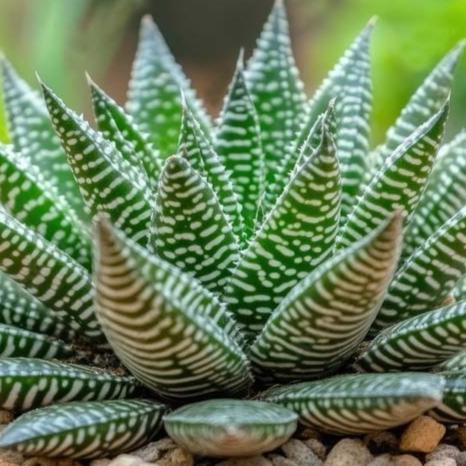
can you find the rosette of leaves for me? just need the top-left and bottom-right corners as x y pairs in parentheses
(0, 0), (464, 460)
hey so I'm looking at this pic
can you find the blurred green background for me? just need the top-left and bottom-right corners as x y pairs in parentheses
(0, 0), (465, 145)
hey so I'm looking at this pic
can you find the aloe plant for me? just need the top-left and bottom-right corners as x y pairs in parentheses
(0, 1), (464, 460)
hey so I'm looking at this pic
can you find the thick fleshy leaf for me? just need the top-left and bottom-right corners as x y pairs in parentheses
(339, 100), (448, 249)
(164, 399), (297, 457)
(126, 15), (210, 156)
(261, 372), (444, 435)
(0, 324), (73, 359)
(215, 56), (265, 236)
(0, 273), (73, 340)
(404, 130), (466, 258)
(0, 208), (103, 342)
(0, 144), (91, 268)
(179, 103), (243, 242)
(94, 218), (252, 400)
(250, 212), (401, 382)
(41, 81), (152, 246)
(0, 399), (165, 459)
(224, 122), (340, 339)
(0, 358), (138, 411)
(89, 77), (162, 189)
(374, 206), (466, 331)
(1, 60), (86, 219)
(431, 371), (466, 423)
(151, 156), (240, 295)
(356, 300), (466, 372)
(245, 0), (306, 187)
(437, 349), (466, 371)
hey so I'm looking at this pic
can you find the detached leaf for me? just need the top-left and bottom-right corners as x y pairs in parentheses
(215, 56), (265, 236)
(1, 60), (86, 219)
(251, 212), (401, 382)
(339, 100), (448, 249)
(151, 156), (240, 295)
(0, 399), (165, 459)
(224, 123), (340, 339)
(94, 218), (252, 400)
(126, 16), (210, 156)
(262, 372), (444, 434)
(41, 81), (152, 247)
(245, 0), (306, 187)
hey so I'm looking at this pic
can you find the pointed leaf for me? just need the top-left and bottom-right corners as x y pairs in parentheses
(245, 0), (306, 187)
(164, 400), (297, 457)
(126, 16), (210, 156)
(41, 81), (152, 246)
(0, 399), (165, 459)
(0, 358), (137, 411)
(224, 123), (341, 339)
(151, 156), (240, 295)
(437, 349), (466, 371)
(374, 206), (466, 331)
(339, 100), (449, 249)
(251, 212), (401, 382)
(356, 300), (466, 372)
(262, 373), (444, 434)
(215, 57), (265, 236)
(94, 218), (252, 400)
(431, 371), (466, 424)
(1, 60), (86, 219)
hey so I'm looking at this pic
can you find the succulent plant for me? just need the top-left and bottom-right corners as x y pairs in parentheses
(0, 0), (465, 460)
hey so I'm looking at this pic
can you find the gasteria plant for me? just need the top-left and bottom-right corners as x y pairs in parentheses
(0, 1), (465, 460)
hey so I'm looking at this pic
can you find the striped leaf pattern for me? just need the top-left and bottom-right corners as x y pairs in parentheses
(1, 60), (86, 219)
(374, 206), (466, 331)
(41, 81), (152, 247)
(250, 212), (401, 382)
(94, 218), (252, 400)
(339, 100), (448, 248)
(262, 373), (444, 434)
(0, 145), (91, 269)
(126, 16), (210, 156)
(0, 358), (137, 411)
(224, 122), (340, 338)
(431, 371), (466, 423)
(356, 300), (466, 372)
(151, 156), (240, 295)
(437, 349), (466, 371)
(0, 399), (165, 459)
(164, 400), (297, 458)
(215, 57), (265, 237)
(245, 0), (306, 187)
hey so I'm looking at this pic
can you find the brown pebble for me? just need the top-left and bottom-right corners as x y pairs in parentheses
(456, 426), (466, 449)
(0, 412), (13, 425)
(281, 439), (322, 466)
(364, 431), (398, 453)
(391, 455), (422, 466)
(399, 416), (446, 453)
(0, 448), (23, 465)
(298, 429), (321, 441)
(158, 447), (193, 466)
(216, 457), (272, 466)
(324, 439), (373, 466)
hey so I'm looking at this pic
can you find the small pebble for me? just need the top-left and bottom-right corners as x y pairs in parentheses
(399, 416), (446, 453)
(324, 439), (373, 466)
(457, 451), (466, 466)
(281, 439), (322, 466)
(128, 440), (167, 462)
(425, 459), (456, 466)
(107, 454), (153, 466)
(391, 455), (422, 466)
(367, 454), (392, 466)
(216, 457), (272, 466)
(0, 412), (13, 424)
(157, 447), (193, 466)
(303, 439), (326, 460)
(364, 431), (398, 453)
(268, 455), (298, 466)
(456, 426), (466, 449)
(425, 443), (459, 462)
(0, 448), (23, 465)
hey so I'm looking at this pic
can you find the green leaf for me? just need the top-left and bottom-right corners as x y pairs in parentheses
(224, 121), (341, 339)
(40, 80), (152, 247)
(126, 15), (210, 156)
(437, 348), (466, 371)
(0, 358), (138, 411)
(0, 144), (91, 269)
(164, 399), (297, 458)
(0, 324), (73, 360)
(245, 0), (306, 188)
(215, 55), (265, 237)
(261, 372), (444, 435)
(0, 207), (103, 342)
(1, 60), (87, 220)
(339, 99), (449, 249)
(374, 206), (466, 331)
(356, 300), (466, 372)
(151, 156), (240, 296)
(179, 103), (243, 243)
(431, 371), (466, 424)
(250, 212), (401, 382)
(404, 130), (466, 258)
(88, 76), (162, 189)
(0, 399), (165, 459)
(94, 217), (252, 400)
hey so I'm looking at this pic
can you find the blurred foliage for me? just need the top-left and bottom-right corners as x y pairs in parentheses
(309, 0), (466, 144)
